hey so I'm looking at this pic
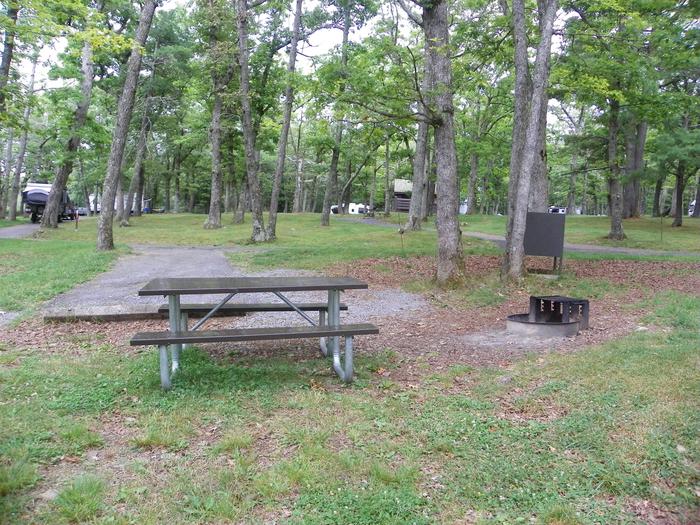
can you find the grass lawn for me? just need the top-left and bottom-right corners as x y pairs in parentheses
(0, 292), (697, 524)
(0, 239), (119, 312)
(0, 217), (28, 228)
(460, 215), (700, 252)
(1, 212), (699, 523)
(37, 213), (498, 270)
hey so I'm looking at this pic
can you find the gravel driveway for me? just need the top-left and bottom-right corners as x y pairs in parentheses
(0, 222), (39, 239)
(40, 244), (429, 326)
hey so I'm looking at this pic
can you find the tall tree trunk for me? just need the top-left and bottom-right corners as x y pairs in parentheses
(122, 109), (151, 226)
(204, 91), (223, 229)
(42, 41), (95, 228)
(405, 44), (430, 230)
(236, 0), (267, 241)
(97, 0), (157, 250)
(291, 119), (304, 213)
(607, 97), (625, 239)
(115, 174), (124, 222)
(1, 129), (14, 218)
(405, 120), (428, 228)
(234, 179), (248, 223)
(422, 0), (465, 284)
(528, 0), (552, 213)
(135, 164), (146, 215)
(420, 133), (432, 221)
(267, 0), (302, 239)
(566, 147), (579, 214)
(622, 120), (647, 218)
(321, 4), (350, 227)
(0, 2), (19, 117)
(671, 161), (686, 227)
(502, 0), (558, 280)
(9, 53), (39, 221)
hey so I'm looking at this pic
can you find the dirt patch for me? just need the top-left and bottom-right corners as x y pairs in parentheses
(624, 497), (693, 524)
(330, 255), (700, 294)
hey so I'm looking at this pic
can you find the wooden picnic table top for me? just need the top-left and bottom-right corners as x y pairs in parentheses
(138, 276), (368, 296)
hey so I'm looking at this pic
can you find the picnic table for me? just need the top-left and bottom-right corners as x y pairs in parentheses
(130, 276), (379, 389)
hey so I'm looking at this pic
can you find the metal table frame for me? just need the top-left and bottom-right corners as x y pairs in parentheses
(138, 277), (368, 387)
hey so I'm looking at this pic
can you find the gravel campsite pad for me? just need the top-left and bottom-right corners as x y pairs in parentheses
(3, 251), (698, 383)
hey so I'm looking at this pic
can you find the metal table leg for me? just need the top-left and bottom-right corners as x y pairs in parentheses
(319, 308), (329, 356)
(328, 289), (340, 358)
(168, 294), (182, 375)
(159, 345), (172, 390)
(333, 336), (354, 383)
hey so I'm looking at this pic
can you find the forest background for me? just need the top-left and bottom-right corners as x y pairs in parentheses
(0, 0), (697, 279)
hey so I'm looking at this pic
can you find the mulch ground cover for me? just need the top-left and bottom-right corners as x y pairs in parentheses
(2, 255), (697, 387)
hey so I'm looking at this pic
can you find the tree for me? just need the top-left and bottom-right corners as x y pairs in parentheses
(7, 52), (38, 220)
(235, 0), (269, 241)
(502, 0), (558, 281)
(41, 39), (95, 228)
(98, 0), (157, 250)
(266, 0), (302, 239)
(202, 0), (235, 230)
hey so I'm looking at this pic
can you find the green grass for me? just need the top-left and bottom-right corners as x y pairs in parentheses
(1, 292), (698, 523)
(0, 217), (28, 228)
(53, 475), (105, 522)
(0, 239), (119, 311)
(461, 214), (700, 252)
(37, 213), (498, 270)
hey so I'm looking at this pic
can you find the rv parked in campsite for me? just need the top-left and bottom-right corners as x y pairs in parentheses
(21, 183), (74, 223)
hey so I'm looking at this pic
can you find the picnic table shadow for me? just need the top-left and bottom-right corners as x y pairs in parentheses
(139, 342), (362, 394)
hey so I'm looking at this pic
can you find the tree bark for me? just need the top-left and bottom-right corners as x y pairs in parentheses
(0, 2), (19, 117)
(236, 0), (267, 241)
(97, 0), (157, 250)
(422, 0), (465, 284)
(115, 174), (125, 222)
(1, 129), (14, 218)
(527, 0), (553, 213)
(122, 108), (151, 226)
(692, 174), (700, 218)
(267, 0), (302, 238)
(291, 119), (304, 213)
(204, 91), (223, 228)
(234, 179), (248, 223)
(607, 97), (625, 239)
(8, 53), (39, 221)
(420, 133), (432, 221)
(502, 0), (558, 280)
(42, 41), (94, 228)
(671, 161), (687, 227)
(622, 121), (647, 218)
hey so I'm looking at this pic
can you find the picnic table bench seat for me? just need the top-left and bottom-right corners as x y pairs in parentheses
(130, 323), (379, 389)
(157, 302), (348, 317)
(131, 323), (378, 346)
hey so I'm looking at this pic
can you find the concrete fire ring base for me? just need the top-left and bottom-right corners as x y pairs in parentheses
(506, 313), (580, 338)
